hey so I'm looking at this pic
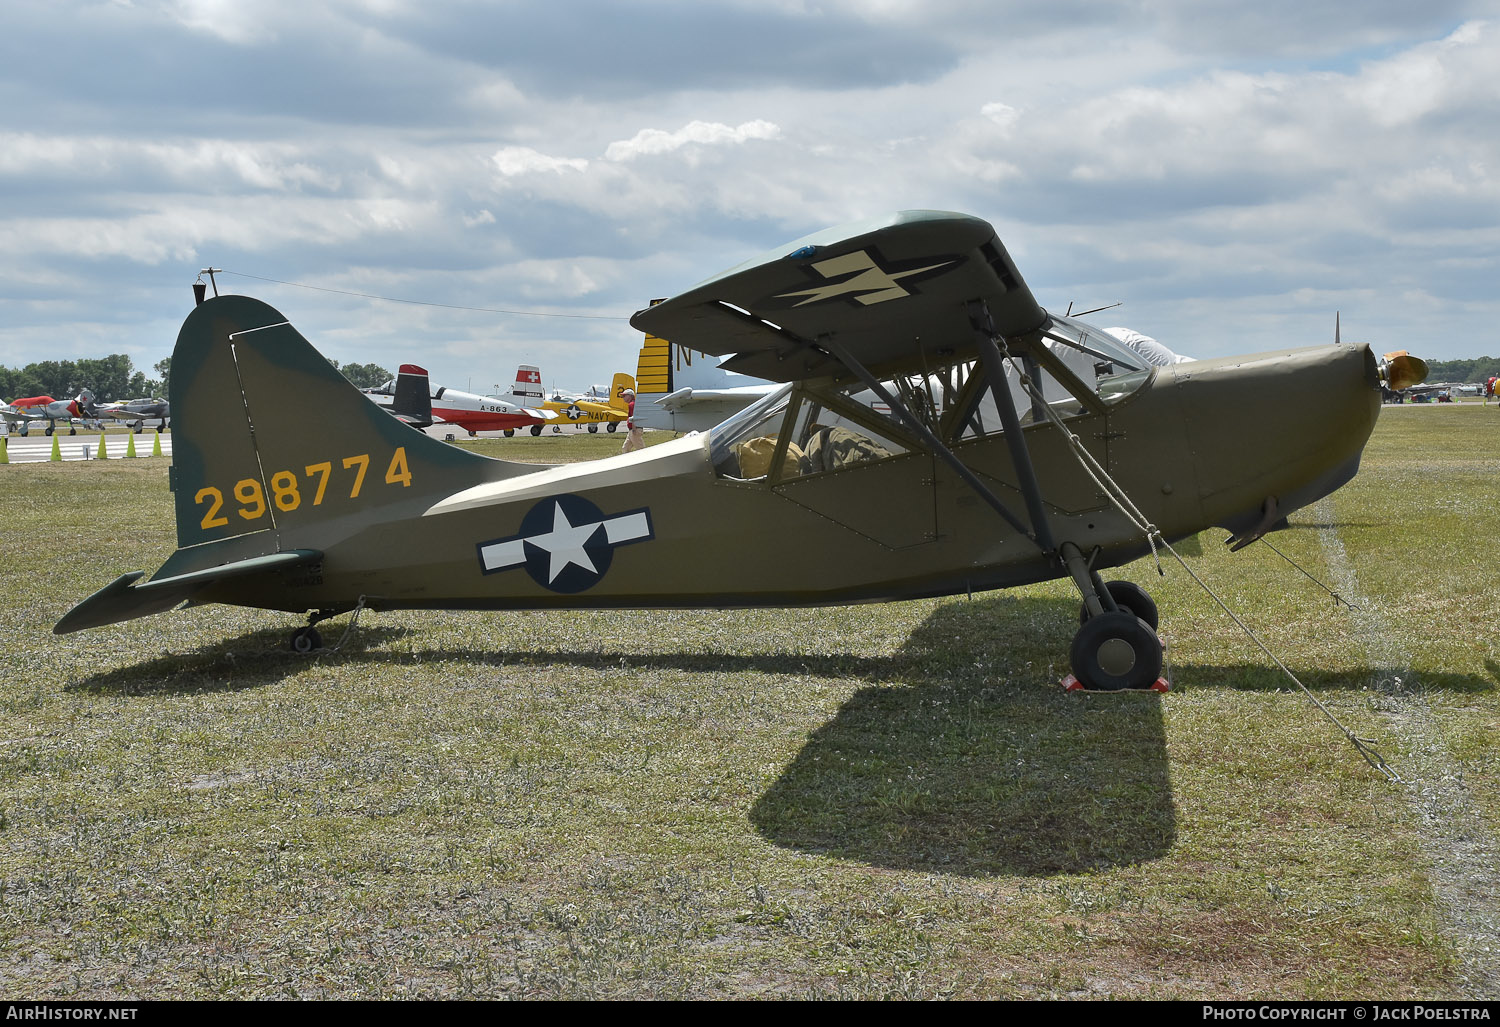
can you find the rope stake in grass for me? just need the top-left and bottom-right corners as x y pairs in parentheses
(1256, 537), (1360, 610)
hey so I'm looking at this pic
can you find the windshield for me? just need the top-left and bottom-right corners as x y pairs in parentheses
(1041, 313), (1152, 402)
(707, 383), (794, 477)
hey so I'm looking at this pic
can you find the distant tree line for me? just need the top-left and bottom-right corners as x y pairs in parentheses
(2, 355), (391, 402)
(0, 356), (169, 404)
(1424, 356), (1500, 384)
(331, 361), (394, 389)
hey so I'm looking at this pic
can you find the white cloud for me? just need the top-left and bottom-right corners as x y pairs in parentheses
(604, 120), (781, 161)
(491, 146), (589, 176)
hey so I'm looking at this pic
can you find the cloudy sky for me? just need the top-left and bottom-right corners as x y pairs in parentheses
(2, 0), (1496, 394)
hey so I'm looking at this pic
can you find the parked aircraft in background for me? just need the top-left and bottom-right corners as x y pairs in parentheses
(631, 319), (778, 434)
(364, 371), (552, 436)
(56, 210), (1427, 694)
(98, 397), (171, 432)
(1, 390), (97, 435)
(510, 365), (635, 435)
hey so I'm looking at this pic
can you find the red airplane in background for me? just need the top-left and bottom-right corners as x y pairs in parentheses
(1, 390), (97, 435)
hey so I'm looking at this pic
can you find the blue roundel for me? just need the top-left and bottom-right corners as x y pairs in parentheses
(517, 494), (615, 593)
(476, 494), (655, 594)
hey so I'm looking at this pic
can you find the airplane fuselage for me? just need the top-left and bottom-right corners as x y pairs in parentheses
(192, 341), (1380, 616)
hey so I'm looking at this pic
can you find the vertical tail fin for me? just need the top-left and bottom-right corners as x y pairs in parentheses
(391, 364), (433, 427)
(166, 296), (531, 568)
(609, 373), (636, 410)
(512, 364), (544, 402)
(635, 299), (671, 397)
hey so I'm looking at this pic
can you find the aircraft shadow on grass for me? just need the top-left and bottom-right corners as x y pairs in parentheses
(749, 594), (1177, 877)
(64, 594), (1492, 879)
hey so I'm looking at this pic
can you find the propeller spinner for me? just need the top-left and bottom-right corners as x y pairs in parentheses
(1379, 351), (1430, 393)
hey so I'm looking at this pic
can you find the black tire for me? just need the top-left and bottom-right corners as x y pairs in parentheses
(530, 425), (542, 437)
(606, 422), (618, 433)
(1079, 580), (1159, 630)
(290, 626), (322, 654)
(45, 425), (53, 436)
(504, 429), (514, 438)
(1070, 611), (1162, 691)
(587, 424), (598, 433)
(468, 430), (477, 437)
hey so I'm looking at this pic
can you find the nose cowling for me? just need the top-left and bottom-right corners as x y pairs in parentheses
(1167, 343), (1381, 540)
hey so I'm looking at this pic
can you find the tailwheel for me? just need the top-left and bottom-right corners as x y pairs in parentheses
(1069, 611), (1163, 691)
(1079, 580), (1159, 631)
(289, 626), (322, 654)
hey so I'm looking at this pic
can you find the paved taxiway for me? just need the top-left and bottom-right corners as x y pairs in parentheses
(1, 432), (175, 463)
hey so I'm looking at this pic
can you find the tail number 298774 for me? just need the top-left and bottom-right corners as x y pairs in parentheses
(194, 448), (412, 529)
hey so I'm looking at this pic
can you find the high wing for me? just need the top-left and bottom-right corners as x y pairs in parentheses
(629, 210), (1046, 384)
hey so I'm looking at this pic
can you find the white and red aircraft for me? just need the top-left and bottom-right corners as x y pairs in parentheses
(1, 390), (97, 435)
(362, 366), (555, 436)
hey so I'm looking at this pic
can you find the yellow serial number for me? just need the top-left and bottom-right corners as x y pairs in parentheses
(195, 447), (411, 530)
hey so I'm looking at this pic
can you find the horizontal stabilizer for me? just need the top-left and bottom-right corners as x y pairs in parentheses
(54, 549), (322, 634)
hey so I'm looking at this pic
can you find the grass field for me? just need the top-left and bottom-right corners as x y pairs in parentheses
(1, 409), (1496, 999)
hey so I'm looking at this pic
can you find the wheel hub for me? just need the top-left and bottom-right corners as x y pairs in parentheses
(1097, 637), (1137, 677)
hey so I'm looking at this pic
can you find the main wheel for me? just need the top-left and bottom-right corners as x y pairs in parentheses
(289, 626), (322, 654)
(468, 430), (477, 437)
(530, 425), (542, 437)
(606, 422), (618, 433)
(1070, 611), (1162, 691)
(587, 424), (598, 433)
(1079, 580), (1159, 630)
(504, 429), (514, 438)
(45, 425), (54, 436)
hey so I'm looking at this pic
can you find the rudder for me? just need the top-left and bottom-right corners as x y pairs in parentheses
(168, 295), (527, 564)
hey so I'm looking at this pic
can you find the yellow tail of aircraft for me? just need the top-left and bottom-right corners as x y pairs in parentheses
(609, 373), (635, 410)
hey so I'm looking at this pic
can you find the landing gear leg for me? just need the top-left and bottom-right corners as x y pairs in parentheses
(289, 625), (322, 653)
(1062, 543), (1163, 689)
(289, 608), (339, 653)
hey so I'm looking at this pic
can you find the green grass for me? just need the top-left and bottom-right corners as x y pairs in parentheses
(0, 413), (1494, 998)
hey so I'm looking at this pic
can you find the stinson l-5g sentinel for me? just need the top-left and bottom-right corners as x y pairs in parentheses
(56, 211), (1426, 689)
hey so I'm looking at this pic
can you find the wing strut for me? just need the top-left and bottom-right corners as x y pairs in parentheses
(811, 333), (1039, 548)
(967, 300), (1121, 618)
(969, 300), (1057, 559)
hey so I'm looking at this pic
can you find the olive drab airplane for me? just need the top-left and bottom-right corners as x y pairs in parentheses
(55, 211), (1428, 690)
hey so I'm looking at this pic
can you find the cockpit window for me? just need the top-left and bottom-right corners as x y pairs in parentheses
(707, 379), (917, 482)
(1041, 313), (1152, 403)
